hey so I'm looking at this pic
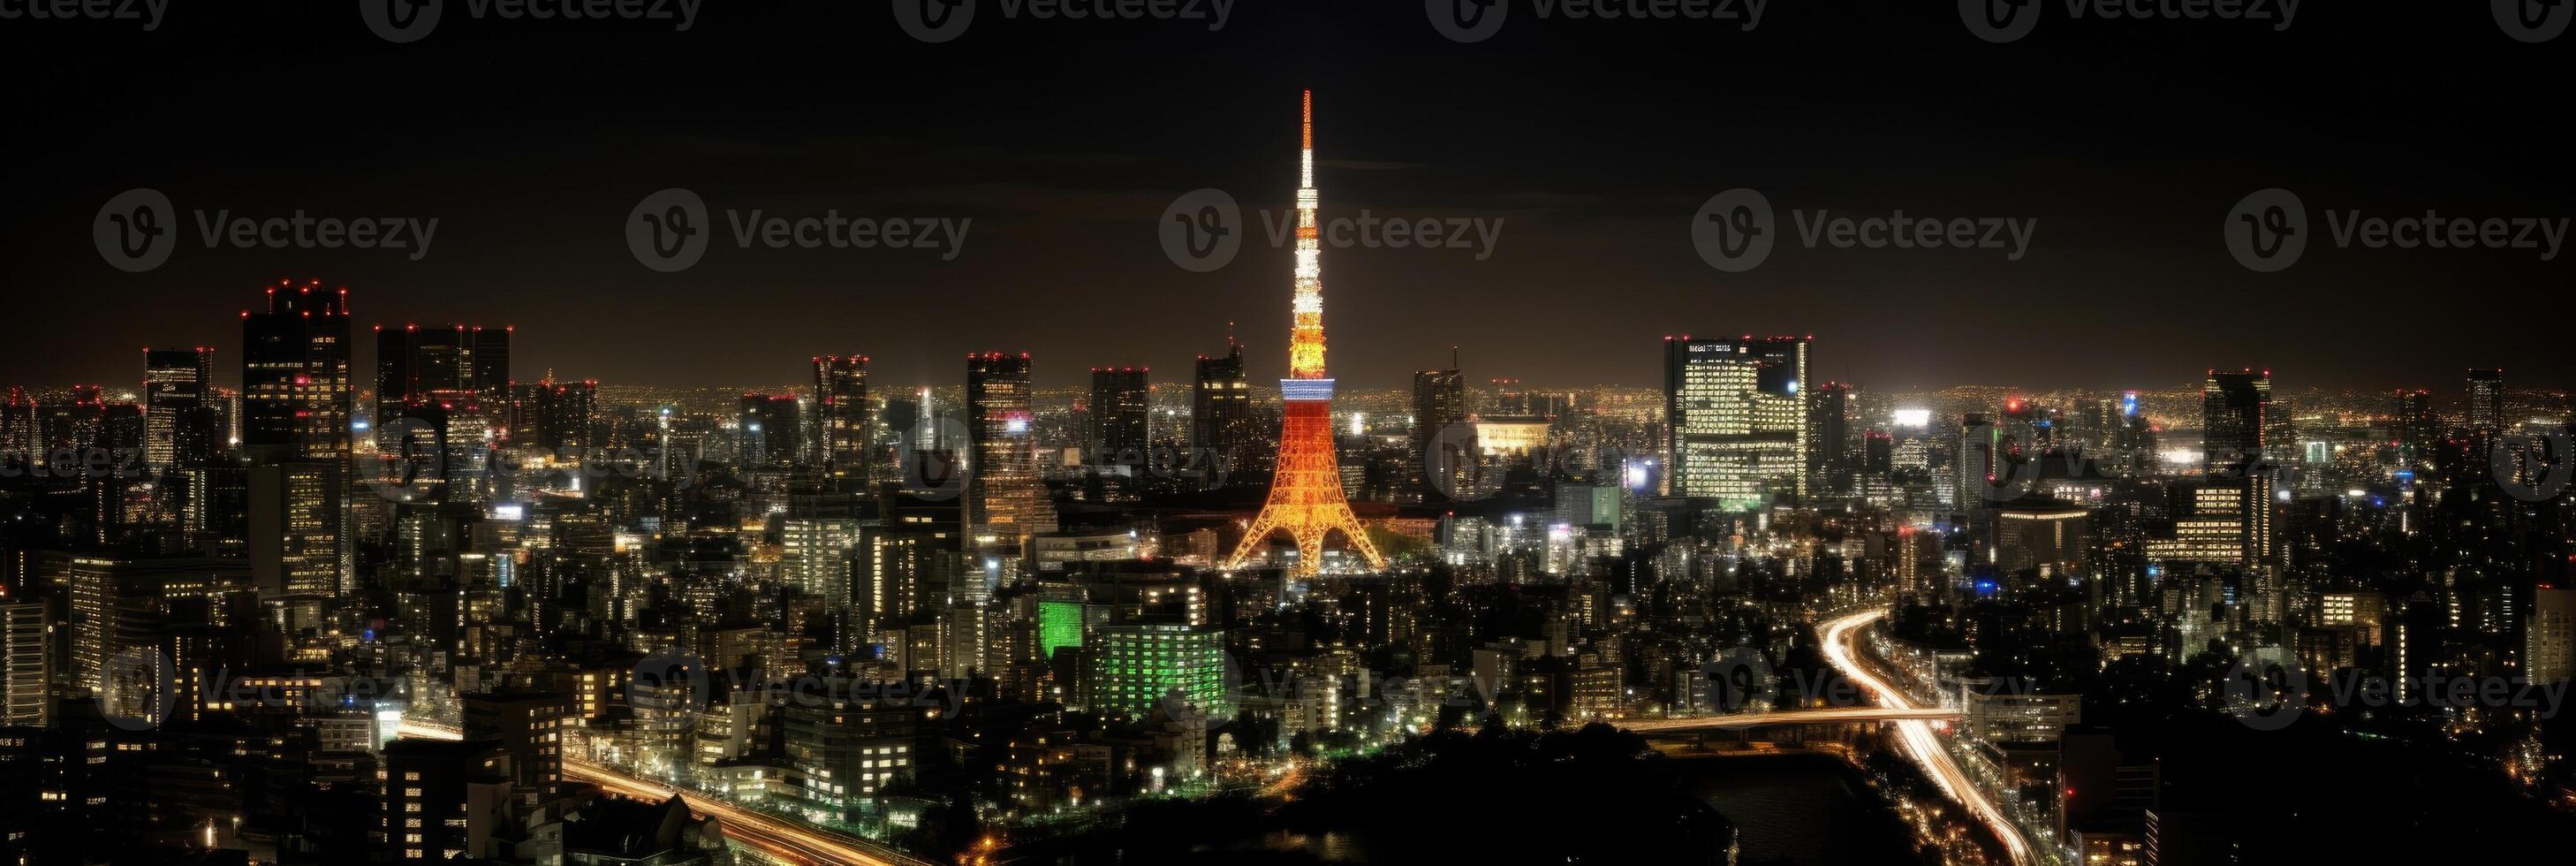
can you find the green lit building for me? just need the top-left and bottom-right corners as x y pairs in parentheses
(1083, 624), (1231, 720)
(1038, 599), (1087, 660)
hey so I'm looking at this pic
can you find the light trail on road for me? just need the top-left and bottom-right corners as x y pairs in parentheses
(1623, 706), (1959, 733)
(1820, 609), (2034, 866)
(397, 721), (931, 866)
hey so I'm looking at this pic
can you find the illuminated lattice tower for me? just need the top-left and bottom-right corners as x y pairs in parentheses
(1224, 92), (1387, 578)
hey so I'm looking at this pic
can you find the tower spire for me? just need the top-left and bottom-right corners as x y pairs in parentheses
(1225, 90), (1386, 579)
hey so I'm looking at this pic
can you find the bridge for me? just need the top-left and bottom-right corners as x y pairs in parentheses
(1622, 706), (1959, 733)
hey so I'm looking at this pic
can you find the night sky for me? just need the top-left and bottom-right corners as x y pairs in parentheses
(3, 2), (2566, 394)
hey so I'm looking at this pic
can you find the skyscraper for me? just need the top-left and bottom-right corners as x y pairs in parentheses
(1226, 92), (1385, 577)
(737, 392), (801, 468)
(241, 280), (353, 602)
(1810, 380), (1852, 495)
(1192, 339), (1255, 486)
(814, 354), (870, 479)
(240, 278), (352, 462)
(1411, 367), (1466, 497)
(1663, 336), (1806, 511)
(2467, 368), (2505, 431)
(2202, 369), (2274, 571)
(1088, 367), (1150, 466)
(142, 346), (215, 472)
(968, 352), (1054, 555)
(375, 323), (511, 422)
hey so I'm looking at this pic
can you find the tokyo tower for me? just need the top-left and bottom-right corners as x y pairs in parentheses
(1224, 91), (1388, 577)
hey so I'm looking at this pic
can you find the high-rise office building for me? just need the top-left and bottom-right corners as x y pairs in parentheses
(241, 281), (353, 599)
(382, 738), (512, 862)
(1663, 336), (1807, 511)
(1193, 340), (1255, 484)
(141, 346), (215, 471)
(1811, 381), (1852, 494)
(1412, 368), (1467, 496)
(737, 392), (801, 468)
(2466, 368), (2505, 431)
(0, 598), (48, 728)
(968, 352), (1055, 555)
(1088, 367), (1150, 465)
(1082, 623), (1233, 720)
(814, 354), (870, 479)
(2202, 369), (2274, 570)
(375, 324), (511, 422)
(241, 278), (353, 462)
(0, 387), (33, 462)
(2397, 388), (2439, 467)
(250, 460), (346, 598)
(461, 690), (568, 806)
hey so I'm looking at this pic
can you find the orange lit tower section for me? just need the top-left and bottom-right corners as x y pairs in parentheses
(1225, 92), (1386, 577)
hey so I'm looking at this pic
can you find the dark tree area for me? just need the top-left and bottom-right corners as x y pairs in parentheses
(1272, 723), (1736, 864)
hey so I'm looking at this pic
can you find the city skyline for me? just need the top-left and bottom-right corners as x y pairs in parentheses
(4, 4), (2573, 866)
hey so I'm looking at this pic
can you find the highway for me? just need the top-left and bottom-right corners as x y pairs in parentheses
(1818, 609), (2034, 866)
(1623, 706), (1958, 733)
(397, 721), (933, 866)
